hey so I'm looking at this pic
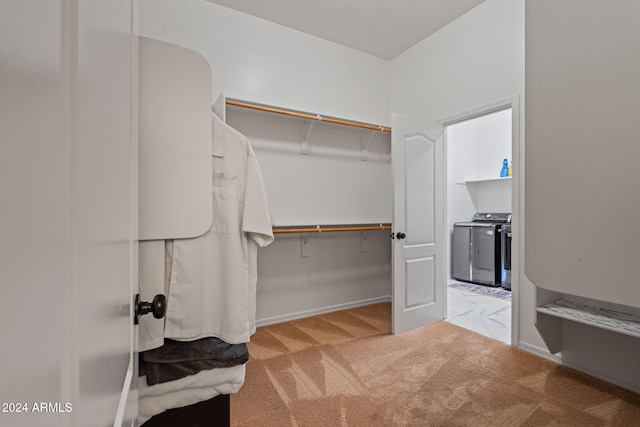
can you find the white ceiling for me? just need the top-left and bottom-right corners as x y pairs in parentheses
(205, 0), (486, 60)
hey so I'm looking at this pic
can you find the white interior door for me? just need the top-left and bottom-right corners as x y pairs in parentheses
(392, 113), (445, 334)
(1, 2), (137, 427)
(75, 2), (139, 426)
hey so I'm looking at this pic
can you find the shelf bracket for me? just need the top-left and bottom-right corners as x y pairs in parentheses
(360, 230), (370, 253)
(300, 232), (311, 258)
(301, 116), (320, 155)
(361, 130), (376, 161)
(535, 311), (564, 354)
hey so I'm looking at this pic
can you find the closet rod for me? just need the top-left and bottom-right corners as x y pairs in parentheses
(226, 99), (392, 133)
(273, 224), (391, 234)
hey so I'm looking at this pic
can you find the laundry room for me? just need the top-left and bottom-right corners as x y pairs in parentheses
(445, 107), (514, 343)
(446, 108), (512, 234)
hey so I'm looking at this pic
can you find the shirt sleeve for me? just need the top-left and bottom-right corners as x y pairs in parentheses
(242, 153), (274, 247)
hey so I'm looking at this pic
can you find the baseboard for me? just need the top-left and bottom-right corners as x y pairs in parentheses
(561, 358), (640, 395)
(256, 295), (392, 327)
(518, 341), (640, 394)
(517, 341), (562, 364)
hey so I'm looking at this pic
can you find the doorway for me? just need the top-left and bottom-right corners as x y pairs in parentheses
(443, 104), (516, 345)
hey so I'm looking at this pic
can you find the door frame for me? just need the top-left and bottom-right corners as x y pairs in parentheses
(439, 95), (521, 347)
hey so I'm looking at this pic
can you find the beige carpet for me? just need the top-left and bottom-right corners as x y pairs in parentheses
(231, 303), (640, 426)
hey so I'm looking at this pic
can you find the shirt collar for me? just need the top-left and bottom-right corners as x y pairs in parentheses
(212, 112), (225, 158)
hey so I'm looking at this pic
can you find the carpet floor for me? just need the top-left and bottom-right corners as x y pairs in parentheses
(231, 303), (640, 426)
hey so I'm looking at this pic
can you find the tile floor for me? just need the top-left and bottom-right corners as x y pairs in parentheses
(446, 279), (512, 345)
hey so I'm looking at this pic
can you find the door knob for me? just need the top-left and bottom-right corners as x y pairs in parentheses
(397, 232), (406, 239)
(134, 294), (166, 325)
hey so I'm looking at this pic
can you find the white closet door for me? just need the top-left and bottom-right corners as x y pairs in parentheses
(1, 1), (139, 426)
(75, 1), (139, 425)
(392, 114), (445, 334)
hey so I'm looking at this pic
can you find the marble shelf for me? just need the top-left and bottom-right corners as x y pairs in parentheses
(537, 299), (640, 339)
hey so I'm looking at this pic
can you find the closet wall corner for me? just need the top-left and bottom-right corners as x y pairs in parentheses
(225, 99), (393, 325)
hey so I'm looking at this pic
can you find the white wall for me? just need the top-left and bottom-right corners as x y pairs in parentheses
(255, 232), (391, 325)
(226, 107), (392, 226)
(139, 0), (390, 126)
(139, 0), (393, 323)
(446, 109), (512, 219)
(447, 120), (481, 227)
(390, 0), (524, 121)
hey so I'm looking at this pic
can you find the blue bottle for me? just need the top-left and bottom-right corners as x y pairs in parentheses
(500, 158), (509, 177)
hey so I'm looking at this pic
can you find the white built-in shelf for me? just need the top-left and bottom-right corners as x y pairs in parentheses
(537, 299), (640, 338)
(456, 176), (512, 185)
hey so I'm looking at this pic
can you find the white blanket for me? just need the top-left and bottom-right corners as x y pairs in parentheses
(139, 364), (245, 425)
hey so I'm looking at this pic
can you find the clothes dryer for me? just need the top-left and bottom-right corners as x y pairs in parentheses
(452, 213), (511, 287)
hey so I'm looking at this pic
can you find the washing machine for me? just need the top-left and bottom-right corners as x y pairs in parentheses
(452, 213), (511, 287)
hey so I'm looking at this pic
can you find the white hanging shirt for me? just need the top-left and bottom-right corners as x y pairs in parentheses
(161, 113), (274, 345)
